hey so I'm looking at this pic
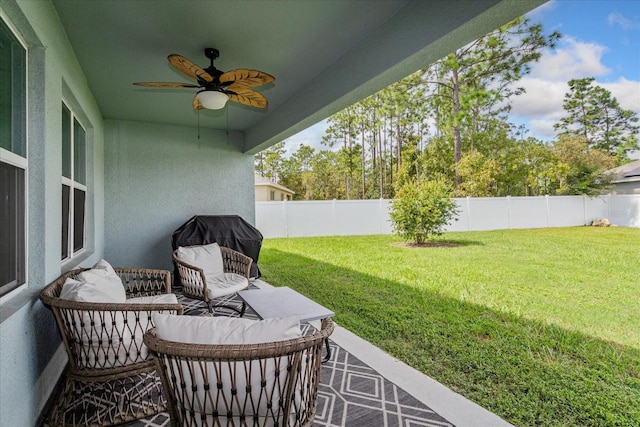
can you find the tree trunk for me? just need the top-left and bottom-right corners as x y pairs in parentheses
(378, 128), (383, 198)
(344, 129), (350, 199)
(452, 67), (462, 189)
(396, 122), (402, 173)
(361, 128), (366, 198)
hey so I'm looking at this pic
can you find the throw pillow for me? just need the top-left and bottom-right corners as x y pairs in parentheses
(176, 243), (225, 277)
(71, 259), (126, 302)
(59, 277), (124, 303)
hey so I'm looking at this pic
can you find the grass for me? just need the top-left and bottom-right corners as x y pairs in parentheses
(258, 227), (640, 427)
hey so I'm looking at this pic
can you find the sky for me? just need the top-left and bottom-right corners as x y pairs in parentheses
(284, 0), (640, 156)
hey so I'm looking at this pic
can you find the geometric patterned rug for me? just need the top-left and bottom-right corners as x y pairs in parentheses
(53, 285), (455, 427)
(316, 346), (454, 427)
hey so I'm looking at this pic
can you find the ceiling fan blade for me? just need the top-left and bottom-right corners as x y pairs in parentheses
(133, 82), (200, 88)
(226, 87), (268, 109)
(193, 95), (204, 110)
(220, 69), (275, 88)
(168, 54), (213, 83)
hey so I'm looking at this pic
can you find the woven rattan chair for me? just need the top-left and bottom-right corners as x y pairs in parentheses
(39, 267), (183, 426)
(144, 318), (334, 427)
(173, 245), (252, 314)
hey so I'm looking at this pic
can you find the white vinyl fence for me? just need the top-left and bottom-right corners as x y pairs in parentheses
(256, 195), (640, 238)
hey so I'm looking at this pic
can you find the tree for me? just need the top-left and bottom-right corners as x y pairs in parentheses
(310, 150), (343, 200)
(423, 17), (560, 188)
(457, 150), (498, 197)
(550, 135), (617, 195)
(389, 179), (459, 244)
(323, 106), (360, 199)
(255, 141), (286, 180)
(278, 144), (315, 199)
(555, 77), (639, 160)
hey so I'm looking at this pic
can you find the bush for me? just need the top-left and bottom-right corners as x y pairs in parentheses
(389, 179), (458, 244)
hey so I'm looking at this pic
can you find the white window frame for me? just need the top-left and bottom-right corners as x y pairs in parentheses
(61, 100), (87, 262)
(0, 12), (28, 299)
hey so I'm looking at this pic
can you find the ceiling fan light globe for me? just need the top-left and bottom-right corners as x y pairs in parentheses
(196, 90), (228, 109)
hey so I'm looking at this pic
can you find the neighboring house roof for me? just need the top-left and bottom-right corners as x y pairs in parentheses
(606, 160), (640, 183)
(254, 174), (295, 194)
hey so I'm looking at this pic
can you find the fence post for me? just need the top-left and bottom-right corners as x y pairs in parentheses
(379, 198), (384, 234)
(507, 196), (511, 229)
(283, 200), (289, 238)
(545, 195), (550, 227)
(332, 199), (338, 236)
(466, 196), (472, 231)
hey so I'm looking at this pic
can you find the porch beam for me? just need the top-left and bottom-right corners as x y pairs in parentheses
(242, 0), (546, 154)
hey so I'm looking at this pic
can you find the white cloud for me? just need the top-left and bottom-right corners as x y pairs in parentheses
(511, 76), (639, 141)
(528, 119), (558, 139)
(529, 37), (610, 81)
(510, 77), (568, 119)
(608, 12), (640, 30)
(508, 31), (640, 141)
(600, 78), (640, 113)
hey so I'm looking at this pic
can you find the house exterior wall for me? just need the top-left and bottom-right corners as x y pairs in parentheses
(0, 1), (105, 425)
(609, 180), (640, 195)
(104, 120), (255, 271)
(255, 185), (293, 201)
(255, 185), (269, 201)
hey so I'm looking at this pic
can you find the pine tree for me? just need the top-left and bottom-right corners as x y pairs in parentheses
(555, 77), (639, 160)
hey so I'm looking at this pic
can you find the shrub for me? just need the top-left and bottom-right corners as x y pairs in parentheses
(389, 179), (458, 244)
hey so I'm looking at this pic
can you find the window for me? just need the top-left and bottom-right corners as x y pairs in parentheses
(61, 102), (86, 261)
(0, 16), (27, 296)
(269, 190), (275, 201)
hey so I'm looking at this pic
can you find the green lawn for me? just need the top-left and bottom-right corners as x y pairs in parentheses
(258, 227), (640, 427)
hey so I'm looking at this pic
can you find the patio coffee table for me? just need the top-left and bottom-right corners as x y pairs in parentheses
(237, 286), (335, 361)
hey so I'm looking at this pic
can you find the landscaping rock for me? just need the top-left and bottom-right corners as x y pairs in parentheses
(591, 218), (612, 227)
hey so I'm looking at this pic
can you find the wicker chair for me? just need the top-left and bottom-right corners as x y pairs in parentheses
(173, 245), (252, 314)
(144, 318), (334, 427)
(39, 267), (183, 426)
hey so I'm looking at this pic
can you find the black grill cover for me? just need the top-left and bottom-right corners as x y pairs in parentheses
(171, 215), (263, 278)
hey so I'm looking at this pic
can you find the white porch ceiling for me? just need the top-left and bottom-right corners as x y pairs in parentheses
(52, 0), (545, 153)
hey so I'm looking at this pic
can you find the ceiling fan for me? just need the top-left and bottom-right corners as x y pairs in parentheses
(134, 48), (274, 110)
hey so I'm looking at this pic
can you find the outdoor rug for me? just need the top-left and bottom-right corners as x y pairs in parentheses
(50, 286), (455, 427)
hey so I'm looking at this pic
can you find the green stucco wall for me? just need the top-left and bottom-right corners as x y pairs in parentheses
(0, 2), (255, 423)
(0, 1), (105, 425)
(104, 120), (255, 271)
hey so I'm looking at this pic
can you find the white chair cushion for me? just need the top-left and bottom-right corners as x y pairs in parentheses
(153, 312), (301, 345)
(176, 243), (224, 277)
(60, 259), (126, 303)
(204, 272), (249, 299)
(153, 313), (303, 424)
(64, 290), (179, 369)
